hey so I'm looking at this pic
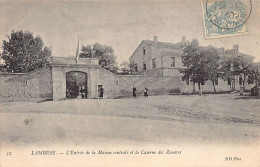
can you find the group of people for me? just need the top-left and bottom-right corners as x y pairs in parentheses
(67, 86), (148, 99)
(99, 86), (148, 99)
(133, 86), (148, 98)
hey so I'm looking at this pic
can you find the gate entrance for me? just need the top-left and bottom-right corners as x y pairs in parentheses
(66, 71), (87, 99)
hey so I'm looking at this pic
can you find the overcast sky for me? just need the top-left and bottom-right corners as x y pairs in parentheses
(0, 0), (259, 63)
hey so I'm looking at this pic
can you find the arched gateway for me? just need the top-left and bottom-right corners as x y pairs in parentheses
(66, 71), (87, 99)
(50, 57), (100, 100)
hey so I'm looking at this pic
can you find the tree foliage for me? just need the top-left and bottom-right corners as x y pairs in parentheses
(248, 66), (260, 85)
(181, 39), (223, 94)
(119, 61), (131, 75)
(180, 39), (209, 95)
(219, 55), (254, 91)
(202, 47), (220, 93)
(233, 56), (254, 90)
(79, 43), (118, 73)
(0, 30), (51, 73)
(119, 60), (137, 75)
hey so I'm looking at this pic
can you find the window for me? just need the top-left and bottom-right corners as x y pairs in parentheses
(215, 77), (218, 85)
(239, 77), (242, 85)
(152, 58), (156, 68)
(171, 57), (175, 67)
(228, 77), (231, 85)
(143, 47), (146, 55)
(135, 65), (138, 72)
(143, 61), (146, 70)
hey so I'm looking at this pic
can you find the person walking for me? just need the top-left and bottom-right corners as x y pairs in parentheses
(133, 86), (137, 97)
(99, 87), (104, 99)
(144, 87), (148, 98)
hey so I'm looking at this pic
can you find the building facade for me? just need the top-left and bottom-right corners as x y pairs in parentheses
(129, 36), (255, 92)
(129, 36), (186, 77)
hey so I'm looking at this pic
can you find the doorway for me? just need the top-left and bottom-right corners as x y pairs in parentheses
(66, 71), (87, 99)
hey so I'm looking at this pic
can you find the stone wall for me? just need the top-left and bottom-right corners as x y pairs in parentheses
(98, 68), (255, 98)
(0, 67), (52, 102)
(99, 68), (186, 98)
(1, 65), (255, 102)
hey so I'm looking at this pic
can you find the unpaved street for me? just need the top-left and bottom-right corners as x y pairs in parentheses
(1, 94), (259, 147)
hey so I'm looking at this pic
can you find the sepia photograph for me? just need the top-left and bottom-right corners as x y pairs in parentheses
(0, 0), (259, 166)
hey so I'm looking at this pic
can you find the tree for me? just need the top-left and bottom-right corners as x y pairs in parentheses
(0, 30), (51, 73)
(180, 39), (209, 95)
(232, 56), (254, 92)
(120, 61), (131, 75)
(248, 66), (260, 85)
(119, 60), (137, 75)
(248, 65), (260, 96)
(219, 56), (235, 91)
(203, 47), (221, 93)
(79, 43), (119, 73)
(219, 55), (254, 93)
(79, 45), (93, 58)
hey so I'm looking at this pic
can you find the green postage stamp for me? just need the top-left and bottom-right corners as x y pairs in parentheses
(202, 0), (252, 39)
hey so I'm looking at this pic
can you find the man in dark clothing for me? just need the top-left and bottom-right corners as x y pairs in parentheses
(133, 86), (137, 97)
(144, 87), (148, 98)
(100, 87), (104, 99)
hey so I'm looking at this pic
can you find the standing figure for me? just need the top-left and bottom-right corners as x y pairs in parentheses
(144, 87), (148, 98)
(133, 86), (137, 97)
(66, 89), (71, 99)
(99, 87), (104, 99)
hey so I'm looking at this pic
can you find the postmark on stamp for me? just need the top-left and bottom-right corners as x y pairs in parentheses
(202, 0), (252, 39)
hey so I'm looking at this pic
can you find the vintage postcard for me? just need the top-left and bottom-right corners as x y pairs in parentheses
(0, 0), (260, 166)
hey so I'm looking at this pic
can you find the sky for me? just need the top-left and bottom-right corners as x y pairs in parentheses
(0, 0), (259, 64)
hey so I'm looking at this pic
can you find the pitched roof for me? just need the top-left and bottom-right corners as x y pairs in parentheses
(143, 40), (183, 49)
(130, 40), (184, 59)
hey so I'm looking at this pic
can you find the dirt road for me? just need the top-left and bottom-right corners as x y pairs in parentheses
(1, 94), (259, 147)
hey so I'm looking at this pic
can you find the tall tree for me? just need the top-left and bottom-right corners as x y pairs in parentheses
(219, 55), (254, 93)
(0, 30), (51, 73)
(219, 56), (234, 90)
(203, 47), (221, 93)
(232, 56), (254, 91)
(180, 39), (209, 95)
(79, 43), (119, 73)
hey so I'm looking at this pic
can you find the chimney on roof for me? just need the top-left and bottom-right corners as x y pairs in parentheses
(154, 36), (158, 42)
(233, 44), (239, 54)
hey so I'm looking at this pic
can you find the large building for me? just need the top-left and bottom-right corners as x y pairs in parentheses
(129, 36), (186, 77)
(129, 36), (255, 92)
